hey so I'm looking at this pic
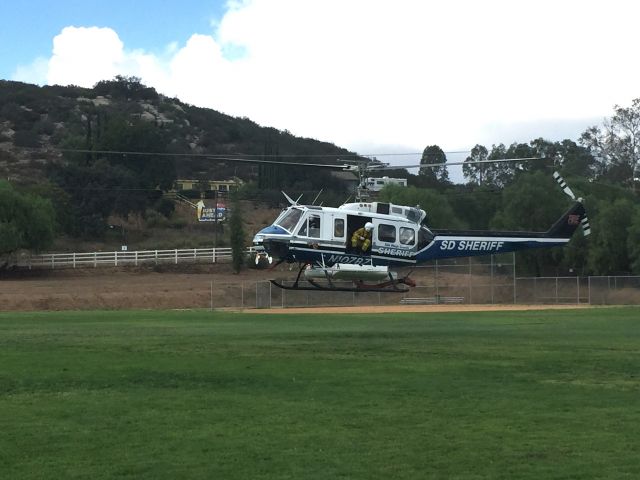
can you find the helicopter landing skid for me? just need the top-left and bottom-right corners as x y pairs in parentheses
(269, 279), (411, 293)
(269, 274), (415, 294)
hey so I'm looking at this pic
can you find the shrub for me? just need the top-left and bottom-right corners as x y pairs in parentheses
(13, 129), (40, 147)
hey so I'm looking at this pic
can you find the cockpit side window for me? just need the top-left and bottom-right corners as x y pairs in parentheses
(418, 226), (435, 249)
(277, 208), (303, 232)
(406, 208), (421, 223)
(378, 224), (396, 243)
(297, 213), (322, 238)
(399, 227), (416, 245)
(308, 214), (321, 238)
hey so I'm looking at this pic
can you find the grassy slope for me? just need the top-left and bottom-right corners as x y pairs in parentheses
(48, 200), (280, 253)
(0, 308), (638, 479)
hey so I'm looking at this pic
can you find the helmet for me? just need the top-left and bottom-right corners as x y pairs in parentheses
(364, 222), (374, 231)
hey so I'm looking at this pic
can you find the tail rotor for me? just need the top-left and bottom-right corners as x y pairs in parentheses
(553, 171), (577, 200)
(553, 171), (591, 237)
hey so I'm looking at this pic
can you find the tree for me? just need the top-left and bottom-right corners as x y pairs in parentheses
(627, 208), (640, 274)
(97, 114), (175, 191)
(378, 185), (465, 229)
(447, 184), (501, 230)
(229, 193), (246, 273)
(491, 172), (567, 275)
(588, 198), (636, 274)
(580, 98), (640, 191)
(465, 139), (594, 187)
(530, 138), (596, 178)
(491, 171), (566, 231)
(0, 181), (55, 258)
(48, 113), (176, 237)
(560, 231), (590, 276)
(93, 75), (159, 102)
(462, 144), (489, 185)
(419, 145), (449, 189)
(484, 143), (517, 187)
(47, 158), (142, 237)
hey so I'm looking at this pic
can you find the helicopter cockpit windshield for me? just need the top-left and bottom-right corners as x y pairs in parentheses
(418, 225), (435, 249)
(405, 207), (423, 224)
(275, 207), (303, 233)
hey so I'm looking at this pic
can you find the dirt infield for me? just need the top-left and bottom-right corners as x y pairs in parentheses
(243, 304), (592, 314)
(0, 265), (271, 311)
(0, 265), (596, 312)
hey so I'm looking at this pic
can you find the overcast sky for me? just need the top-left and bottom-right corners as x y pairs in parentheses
(4, 0), (640, 179)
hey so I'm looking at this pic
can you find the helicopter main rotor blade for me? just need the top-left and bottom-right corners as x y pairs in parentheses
(57, 148), (549, 172)
(364, 156), (549, 171)
(58, 148), (352, 170)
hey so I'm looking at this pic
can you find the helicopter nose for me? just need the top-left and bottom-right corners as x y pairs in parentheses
(263, 238), (290, 259)
(253, 225), (291, 260)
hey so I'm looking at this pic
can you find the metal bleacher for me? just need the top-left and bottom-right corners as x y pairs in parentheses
(400, 296), (465, 305)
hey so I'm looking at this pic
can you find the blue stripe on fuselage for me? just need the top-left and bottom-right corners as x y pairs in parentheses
(286, 237), (568, 266)
(416, 238), (567, 262)
(289, 246), (414, 267)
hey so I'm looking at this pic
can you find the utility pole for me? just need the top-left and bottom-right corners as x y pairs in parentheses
(213, 189), (219, 248)
(109, 224), (127, 250)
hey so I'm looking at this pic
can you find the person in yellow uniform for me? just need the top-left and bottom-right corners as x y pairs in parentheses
(351, 222), (374, 252)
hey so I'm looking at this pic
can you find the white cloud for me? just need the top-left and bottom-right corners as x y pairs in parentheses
(12, 57), (49, 85)
(48, 26), (125, 87)
(11, 0), (640, 165)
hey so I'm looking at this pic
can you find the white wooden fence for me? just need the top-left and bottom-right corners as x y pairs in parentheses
(17, 247), (258, 269)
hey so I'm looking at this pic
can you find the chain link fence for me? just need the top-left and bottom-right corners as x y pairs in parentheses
(587, 276), (640, 305)
(3, 253), (640, 310)
(514, 277), (590, 304)
(218, 275), (640, 310)
(408, 253), (517, 304)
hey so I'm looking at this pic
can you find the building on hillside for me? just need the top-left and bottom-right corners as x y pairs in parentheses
(364, 176), (408, 192)
(173, 178), (242, 197)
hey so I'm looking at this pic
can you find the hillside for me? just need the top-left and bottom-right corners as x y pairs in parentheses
(0, 77), (361, 253)
(0, 76), (358, 186)
(4, 77), (640, 277)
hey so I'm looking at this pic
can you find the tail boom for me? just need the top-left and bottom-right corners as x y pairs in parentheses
(421, 201), (587, 261)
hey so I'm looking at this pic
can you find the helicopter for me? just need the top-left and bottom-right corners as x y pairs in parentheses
(251, 161), (590, 293)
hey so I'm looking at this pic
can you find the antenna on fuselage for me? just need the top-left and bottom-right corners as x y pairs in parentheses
(311, 189), (323, 205)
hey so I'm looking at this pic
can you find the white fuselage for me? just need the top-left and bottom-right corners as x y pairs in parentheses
(253, 199), (574, 268)
(253, 202), (433, 267)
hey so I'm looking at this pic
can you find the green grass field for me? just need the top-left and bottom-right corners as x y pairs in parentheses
(1, 307), (639, 479)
